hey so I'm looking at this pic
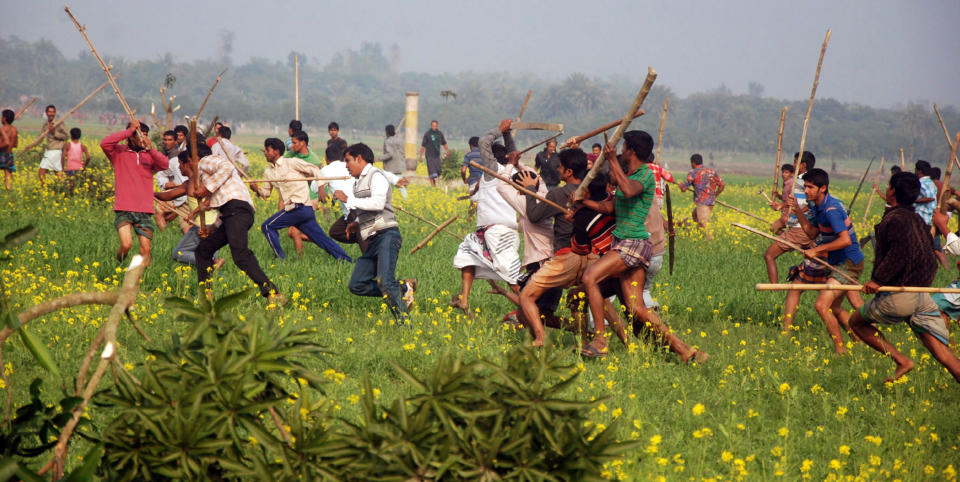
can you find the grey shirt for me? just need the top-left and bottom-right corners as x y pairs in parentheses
(526, 183), (577, 253)
(380, 135), (405, 174)
(478, 127), (515, 182)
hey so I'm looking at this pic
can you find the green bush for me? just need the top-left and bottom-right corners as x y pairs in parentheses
(440, 149), (464, 181)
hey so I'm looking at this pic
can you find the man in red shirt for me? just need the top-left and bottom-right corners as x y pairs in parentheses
(100, 119), (169, 266)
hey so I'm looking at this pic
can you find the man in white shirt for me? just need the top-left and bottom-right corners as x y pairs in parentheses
(210, 126), (250, 172)
(333, 143), (416, 323)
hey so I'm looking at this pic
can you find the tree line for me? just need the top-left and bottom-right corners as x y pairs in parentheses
(1, 36), (958, 164)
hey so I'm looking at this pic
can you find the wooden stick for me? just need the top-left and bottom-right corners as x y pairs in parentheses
(203, 115), (219, 137)
(64, 6), (147, 144)
(756, 283), (960, 294)
(195, 70), (227, 122)
(860, 157), (884, 227)
(511, 89), (532, 137)
(242, 176), (351, 183)
(410, 214), (459, 254)
(512, 122), (563, 132)
(519, 131), (563, 155)
(716, 200), (772, 224)
(395, 205), (463, 241)
(294, 55), (300, 121)
(847, 155), (876, 215)
(155, 199), (193, 225)
(559, 111), (646, 149)
(933, 103), (960, 172)
(188, 119), (205, 233)
(899, 148), (905, 169)
(732, 222), (860, 284)
(214, 136), (249, 179)
(573, 67), (657, 204)
(774, 107), (787, 194)
(470, 160), (570, 214)
(792, 29), (831, 177)
(758, 189), (773, 203)
(938, 132), (960, 214)
(13, 97), (37, 120)
(655, 98), (669, 162)
(21, 79), (112, 151)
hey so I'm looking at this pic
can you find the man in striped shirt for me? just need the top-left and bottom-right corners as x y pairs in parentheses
(764, 152), (816, 283)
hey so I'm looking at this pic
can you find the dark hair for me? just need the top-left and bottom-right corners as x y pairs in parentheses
(45, 105), (55, 111)
(385, 124), (396, 137)
(292, 131), (309, 144)
(781, 164), (795, 174)
(345, 143), (374, 163)
(622, 130), (654, 162)
(289, 119), (302, 131)
(491, 143), (508, 165)
(214, 121), (223, 128)
(264, 137), (285, 156)
(592, 143), (602, 150)
(328, 122), (340, 131)
(915, 159), (931, 176)
(469, 136), (479, 148)
(930, 167), (942, 180)
(181, 134), (212, 159)
(804, 168), (829, 189)
(890, 165), (902, 175)
(587, 172), (610, 202)
(559, 148), (588, 180)
(70, 127), (81, 140)
(2, 109), (14, 124)
(325, 145), (340, 161)
(794, 151), (816, 169)
(163, 130), (176, 138)
(430, 120), (438, 125)
(890, 171), (921, 207)
(174, 125), (189, 137)
(125, 121), (150, 134)
(218, 125), (232, 139)
(690, 153), (704, 165)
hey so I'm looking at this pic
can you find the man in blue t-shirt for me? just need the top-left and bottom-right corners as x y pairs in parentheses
(782, 168), (865, 354)
(460, 136), (483, 202)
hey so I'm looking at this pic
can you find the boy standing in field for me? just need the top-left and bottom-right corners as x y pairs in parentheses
(0, 109), (18, 190)
(767, 164), (795, 235)
(62, 128), (89, 192)
(679, 153), (724, 240)
(782, 168), (864, 354)
(765, 152), (816, 283)
(100, 119), (169, 267)
(38, 104), (69, 186)
(850, 172), (960, 384)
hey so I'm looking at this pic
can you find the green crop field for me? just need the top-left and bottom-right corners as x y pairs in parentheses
(1, 133), (958, 480)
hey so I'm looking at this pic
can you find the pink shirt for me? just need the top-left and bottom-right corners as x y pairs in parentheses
(497, 164), (554, 266)
(101, 128), (169, 213)
(65, 141), (84, 170)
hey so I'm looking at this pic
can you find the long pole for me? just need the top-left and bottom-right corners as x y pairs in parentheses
(470, 160), (570, 214)
(511, 89), (532, 137)
(559, 111), (646, 150)
(756, 283), (960, 294)
(188, 119), (205, 233)
(655, 97), (676, 275)
(20, 79), (111, 151)
(899, 148), (905, 169)
(242, 176), (351, 183)
(792, 29), (831, 177)
(195, 69), (226, 123)
(860, 157), (884, 227)
(64, 6), (148, 144)
(733, 222), (860, 284)
(294, 55), (300, 121)
(847, 155), (876, 215)
(519, 132), (563, 155)
(773, 107), (787, 194)
(573, 67), (657, 204)
(933, 103), (960, 172)
(395, 205), (462, 241)
(655, 98), (669, 162)
(13, 97), (37, 120)
(937, 132), (960, 214)
(409, 214), (459, 254)
(715, 200), (771, 224)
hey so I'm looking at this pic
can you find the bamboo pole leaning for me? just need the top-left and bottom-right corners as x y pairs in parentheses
(410, 214), (459, 254)
(242, 176), (352, 183)
(860, 157), (884, 228)
(395, 205), (463, 241)
(470, 160), (570, 214)
(757, 283), (960, 294)
(715, 200), (772, 224)
(934, 103), (960, 172)
(20, 79), (112, 151)
(773, 107), (787, 194)
(937, 132), (960, 215)
(13, 97), (37, 120)
(558, 111), (646, 150)
(518, 131), (564, 155)
(732, 222), (860, 284)
(294, 55), (300, 120)
(900, 148), (905, 169)
(511, 89), (532, 137)
(792, 29), (831, 177)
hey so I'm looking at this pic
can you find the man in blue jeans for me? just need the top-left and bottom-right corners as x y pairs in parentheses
(252, 138), (352, 261)
(334, 143), (416, 323)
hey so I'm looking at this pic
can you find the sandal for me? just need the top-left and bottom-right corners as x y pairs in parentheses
(578, 343), (608, 359)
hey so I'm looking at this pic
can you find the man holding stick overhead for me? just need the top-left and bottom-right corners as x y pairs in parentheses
(253, 138), (351, 262)
(764, 152), (816, 283)
(849, 172), (960, 384)
(782, 168), (864, 354)
(0, 109), (18, 190)
(38, 105), (70, 186)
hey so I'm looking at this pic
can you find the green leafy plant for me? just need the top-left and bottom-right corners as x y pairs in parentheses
(440, 148), (464, 181)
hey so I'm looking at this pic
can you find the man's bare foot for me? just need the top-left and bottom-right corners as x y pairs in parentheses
(885, 359), (914, 383)
(212, 258), (227, 271)
(682, 349), (709, 363)
(450, 294), (469, 313)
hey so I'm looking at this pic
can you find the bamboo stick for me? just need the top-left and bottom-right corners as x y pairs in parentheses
(410, 214), (459, 254)
(756, 283), (960, 294)
(732, 222), (860, 284)
(395, 205), (463, 241)
(572, 67), (657, 204)
(13, 97), (37, 120)
(715, 200), (772, 224)
(758, 189), (773, 203)
(938, 132), (960, 214)
(792, 30), (831, 177)
(214, 136), (249, 179)
(294, 55), (300, 121)
(519, 131), (563, 155)
(21, 79), (111, 151)
(188, 119), (205, 233)
(470, 160), (570, 214)
(860, 157), (884, 227)
(655, 98), (669, 162)
(559, 111), (646, 150)
(847, 155), (876, 215)
(933, 103), (960, 173)
(242, 176), (351, 183)
(195, 70), (226, 122)
(64, 6), (147, 144)
(511, 89), (532, 137)
(774, 107), (787, 194)
(899, 148), (905, 169)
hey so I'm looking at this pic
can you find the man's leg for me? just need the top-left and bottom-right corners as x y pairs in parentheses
(116, 224), (134, 263)
(136, 233), (152, 267)
(519, 282), (548, 346)
(782, 287), (803, 332)
(222, 204), (277, 297)
(620, 267), (703, 362)
(814, 287), (848, 354)
(347, 248), (380, 297)
(452, 267), (475, 312)
(38, 168), (47, 186)
(763, 242), (790, 284)
(581, 252), (628, 354)
(293, 207), (352, 261)
(374, 229), (408, 322)
(261, 209), (295, 259)
(4, 169), (12, 190)
(288, 226), (305, 257)
(173, 227), (201, 265)
(916, 332), (960, 383)
(196, 226), (229, 285)
(642, 254), (663, 309)
(849, 306), (915, 382)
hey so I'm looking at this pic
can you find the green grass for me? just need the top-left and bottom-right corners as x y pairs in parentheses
(1, 140), (958, 480)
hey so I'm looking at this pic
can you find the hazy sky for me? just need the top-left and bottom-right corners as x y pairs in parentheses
(9, 0), (960, 108)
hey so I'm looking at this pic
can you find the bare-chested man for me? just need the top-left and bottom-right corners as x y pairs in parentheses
(0, 109), (18, 190)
